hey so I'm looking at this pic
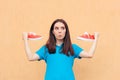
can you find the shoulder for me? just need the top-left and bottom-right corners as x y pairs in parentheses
(37, 45), (48, 51)
(41, 45), (47, 48)
(72, 43), (83, 50)
(72, 44), (79, 48)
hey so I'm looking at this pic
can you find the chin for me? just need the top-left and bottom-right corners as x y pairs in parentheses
(58, 38), (64, 40)
(57, 38), (64, 40)
(56, 36), (65, 40)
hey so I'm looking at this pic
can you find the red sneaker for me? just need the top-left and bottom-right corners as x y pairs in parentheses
(28, 32), (43, 40)
(77, 32), (95, 41)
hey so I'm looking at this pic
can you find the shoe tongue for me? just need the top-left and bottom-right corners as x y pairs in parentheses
(84, 32), (88, 35)
(28, 32), (36, 35)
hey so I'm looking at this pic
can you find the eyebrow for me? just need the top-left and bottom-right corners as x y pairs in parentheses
(54, 26), (65, 28)
(61, 26), (65, 28)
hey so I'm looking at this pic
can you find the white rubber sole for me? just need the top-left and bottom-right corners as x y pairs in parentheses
(28, 37), (43, 40)
(77, 37), (95, 42)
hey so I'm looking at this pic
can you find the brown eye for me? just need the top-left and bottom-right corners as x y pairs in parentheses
(55, 27), (58, 30)
(61, 27), (65, 30)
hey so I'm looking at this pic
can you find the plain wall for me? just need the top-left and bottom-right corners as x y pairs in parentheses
(0, 0), (120, 80)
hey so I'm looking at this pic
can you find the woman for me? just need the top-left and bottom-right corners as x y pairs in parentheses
(23, 19), (99, 80)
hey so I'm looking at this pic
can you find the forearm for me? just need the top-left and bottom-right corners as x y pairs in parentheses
(23, 39), (34, 60)
(88, 39), (98, 57)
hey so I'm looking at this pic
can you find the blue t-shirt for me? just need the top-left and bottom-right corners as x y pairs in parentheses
(36, 44), (83, 80)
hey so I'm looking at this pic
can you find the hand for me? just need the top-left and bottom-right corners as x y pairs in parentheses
(94, 32), (99, 41)
(22, 32), (28, 40)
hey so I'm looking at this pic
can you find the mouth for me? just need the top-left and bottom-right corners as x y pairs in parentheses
(57, 35), (62, 38)
(58, 35), (62, 36)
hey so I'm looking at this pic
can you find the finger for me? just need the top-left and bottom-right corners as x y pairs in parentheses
(22, 32), (28, 40)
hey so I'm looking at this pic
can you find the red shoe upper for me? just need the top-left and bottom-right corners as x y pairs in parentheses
(28, 33), (41, 38)
(80, 32), (95, 39)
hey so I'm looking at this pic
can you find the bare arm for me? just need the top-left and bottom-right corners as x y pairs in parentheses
(23, 32), (40, 61)
(79, 32), (99, 58)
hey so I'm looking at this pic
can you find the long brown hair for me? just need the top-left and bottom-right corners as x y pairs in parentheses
(46, 19), (74, 56)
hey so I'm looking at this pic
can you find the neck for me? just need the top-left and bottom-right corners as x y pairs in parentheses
(56, 39), (63, 46)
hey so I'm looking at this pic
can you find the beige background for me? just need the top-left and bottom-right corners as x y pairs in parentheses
(0, 0), (120, 80)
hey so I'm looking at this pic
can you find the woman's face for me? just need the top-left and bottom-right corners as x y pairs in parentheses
(53, 22), (66, 40)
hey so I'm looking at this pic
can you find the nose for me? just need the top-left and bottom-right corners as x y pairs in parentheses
(58, 29), (62, 33)
(59, 31), (61, 33)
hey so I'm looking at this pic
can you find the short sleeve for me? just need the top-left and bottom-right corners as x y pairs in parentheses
(72, 44), (83, 59)
(36, 45), (46, 60)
